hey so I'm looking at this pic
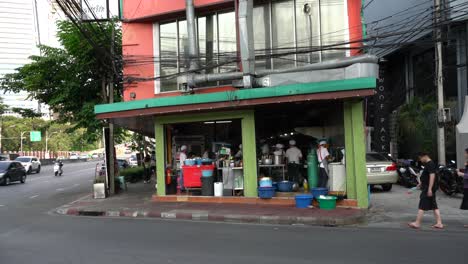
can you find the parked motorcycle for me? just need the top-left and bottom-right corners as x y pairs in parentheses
(438, 160), (463, 196)
(397, 159), (420, 188)
(54, 161), (63, 176)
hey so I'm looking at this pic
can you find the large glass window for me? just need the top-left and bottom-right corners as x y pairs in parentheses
(160, 22), (178, 92)
(158, 11), (237, 92)
(253, 0), (348, 70)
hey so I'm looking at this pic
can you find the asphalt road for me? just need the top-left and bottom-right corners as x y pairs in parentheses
(1, 162), (467, 264)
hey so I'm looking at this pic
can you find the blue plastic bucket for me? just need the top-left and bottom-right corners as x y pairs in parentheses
(277, 181), (294, 192)
(258, 187), (275, 199)
(259, 177), (273, 187)
(295, 194), (314, 208)
(195, 159), (202, 165)
(201, 170), (214, 177)
(311, 187), (328, 198)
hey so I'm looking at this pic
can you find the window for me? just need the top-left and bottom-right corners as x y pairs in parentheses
(157, 11), (238, 93)
(253, 0), (348, 70)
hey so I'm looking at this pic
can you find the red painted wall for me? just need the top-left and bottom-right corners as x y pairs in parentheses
(123, 0), (232, 20)
(122, 22), (154, 101)
(347, 0), (363, 56)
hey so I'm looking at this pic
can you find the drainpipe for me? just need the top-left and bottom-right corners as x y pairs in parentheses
(238, 0), (255, 88)
(186, 0), (199, 88)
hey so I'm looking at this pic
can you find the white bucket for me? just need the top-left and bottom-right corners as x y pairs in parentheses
(214, 182), (223, 197)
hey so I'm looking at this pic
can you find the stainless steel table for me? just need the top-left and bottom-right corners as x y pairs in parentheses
(258, 164), (286, 180)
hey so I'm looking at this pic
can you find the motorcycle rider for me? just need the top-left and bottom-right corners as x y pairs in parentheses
(456, 147), (468, 228)
(54, 159), (64, 175)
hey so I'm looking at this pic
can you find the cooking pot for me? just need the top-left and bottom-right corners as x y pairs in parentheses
(274, 155), (283, 165)
(263, 158), (273, 165)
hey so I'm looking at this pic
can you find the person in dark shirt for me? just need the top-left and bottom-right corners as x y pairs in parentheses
(456, 147), (468, 228)
(408, 152), (444, 229)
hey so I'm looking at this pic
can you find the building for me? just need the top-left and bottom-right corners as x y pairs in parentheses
(0, 0), (62, 119)
(95, 0), (378, 208)
(363, 0), (468, 164)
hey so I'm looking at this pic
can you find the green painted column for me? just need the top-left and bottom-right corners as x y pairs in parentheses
(241, 111), (258, 197)
(344, 100), (368, 208)
(155, 120), (166, 196)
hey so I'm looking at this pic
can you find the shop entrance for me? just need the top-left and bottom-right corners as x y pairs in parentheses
(155, 110), (258, 198)
(255, 101), (346, 193)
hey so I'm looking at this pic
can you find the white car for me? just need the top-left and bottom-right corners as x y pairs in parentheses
(128, 157), (138, 167)
(15, 156), (41, 174)
(69, 153), (79, 160)
(79, 154), (88, 160)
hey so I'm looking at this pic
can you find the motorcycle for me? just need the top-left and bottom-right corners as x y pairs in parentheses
(438, 160), (463, 196)
(397, 159), (420, 188)
(54, 162), (63, 176)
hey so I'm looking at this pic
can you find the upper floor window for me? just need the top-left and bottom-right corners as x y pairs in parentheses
(157, 11), (238, 93)
(254, 0), (348, 70)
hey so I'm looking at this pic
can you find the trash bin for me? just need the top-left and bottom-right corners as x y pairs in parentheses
(201, 176), (214, 196)
(116, 176), (127, 191)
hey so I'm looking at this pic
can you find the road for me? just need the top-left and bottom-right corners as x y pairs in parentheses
(1, 162), (467, 264)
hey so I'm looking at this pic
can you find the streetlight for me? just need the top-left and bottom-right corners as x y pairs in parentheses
(0, 124), (16, 153)
(45, 131), (59, 159)
(20, 131), (28, 156)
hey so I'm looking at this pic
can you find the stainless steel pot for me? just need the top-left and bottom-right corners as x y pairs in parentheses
(274, 155), (283, 165)
(263, 158), (273, 165)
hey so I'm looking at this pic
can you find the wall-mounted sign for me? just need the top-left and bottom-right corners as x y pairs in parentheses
(373, 63), (390, 153)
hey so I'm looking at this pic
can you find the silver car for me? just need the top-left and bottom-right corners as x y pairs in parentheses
(366, 153), (398, 191)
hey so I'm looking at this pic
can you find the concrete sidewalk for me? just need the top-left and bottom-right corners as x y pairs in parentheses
(55, 182), (366, 226)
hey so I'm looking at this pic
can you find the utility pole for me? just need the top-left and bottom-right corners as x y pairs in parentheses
(435, 0), (446, 165)
(108, 26), (116, 195)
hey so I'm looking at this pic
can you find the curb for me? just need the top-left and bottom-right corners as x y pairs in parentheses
(55, 207), (367, 226)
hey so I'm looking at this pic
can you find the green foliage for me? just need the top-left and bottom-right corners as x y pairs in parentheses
(0, 20), (122, 143)
(0, 116), (100, 152)
(397, 98), (437, 159)
(119, 166), (145, 183)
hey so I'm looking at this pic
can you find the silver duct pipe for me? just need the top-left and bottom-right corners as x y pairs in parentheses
(255, 54), (379, 77)
(185, 0), (199, 88)
(238, 0), (255, 88)
(193, 72), (243, 84)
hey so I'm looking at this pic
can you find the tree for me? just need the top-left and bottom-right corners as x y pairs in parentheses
(0, 20), (123, 144)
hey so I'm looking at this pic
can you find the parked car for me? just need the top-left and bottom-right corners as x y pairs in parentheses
(91, 153), (99, 159)
(0, 154), (10, 161)
(79, 154), (88, 160)
(0, 161), (27, 185)
(15, 156), (41, 174)
(128, 157), (138, 167)
(117, 159), (129, 170)
(69, 153), (79, 160)
(366, 152), (398, 191)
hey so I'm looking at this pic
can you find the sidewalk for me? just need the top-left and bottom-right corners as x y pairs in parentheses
(55, 182), (366, 226)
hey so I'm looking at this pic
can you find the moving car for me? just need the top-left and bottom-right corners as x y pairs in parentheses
(79, 154), (88, 160)
(15, 156), (41, 174)
(69, 153), (79, 160)
(0, 161), (27, 185)
(366, 152), (398, 191)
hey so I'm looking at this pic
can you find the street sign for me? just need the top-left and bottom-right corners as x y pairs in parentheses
(30, 131), (41, 142)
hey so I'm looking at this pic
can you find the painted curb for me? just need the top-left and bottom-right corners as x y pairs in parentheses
(55, 207), (366, 226)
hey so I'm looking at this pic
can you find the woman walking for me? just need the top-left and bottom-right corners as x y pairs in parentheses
(456, 147), (468, 228)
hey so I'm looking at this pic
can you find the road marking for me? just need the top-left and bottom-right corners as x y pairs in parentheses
(29, 195), (39, 199)
(0, 205), (4, 207)
(56, 188), (64, 191)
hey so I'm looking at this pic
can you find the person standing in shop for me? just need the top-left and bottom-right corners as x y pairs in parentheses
(408, 152), (443, 229)
(143, 156), (151, 184)
(456, 147), (468, 228)
(316, 140), (330, 188)
(234, 144), (243, 159)
(285, 140), (302, 183)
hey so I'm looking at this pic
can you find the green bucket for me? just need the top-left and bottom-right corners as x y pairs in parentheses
(317, 196), (337, 210)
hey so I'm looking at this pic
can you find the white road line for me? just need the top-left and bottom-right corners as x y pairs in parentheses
(56, 188), (64, 191)
(0, 205), (5, 207)
(29, 195), (39, 199)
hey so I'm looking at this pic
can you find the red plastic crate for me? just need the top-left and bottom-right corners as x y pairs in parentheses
(182, 165), (215, 188)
